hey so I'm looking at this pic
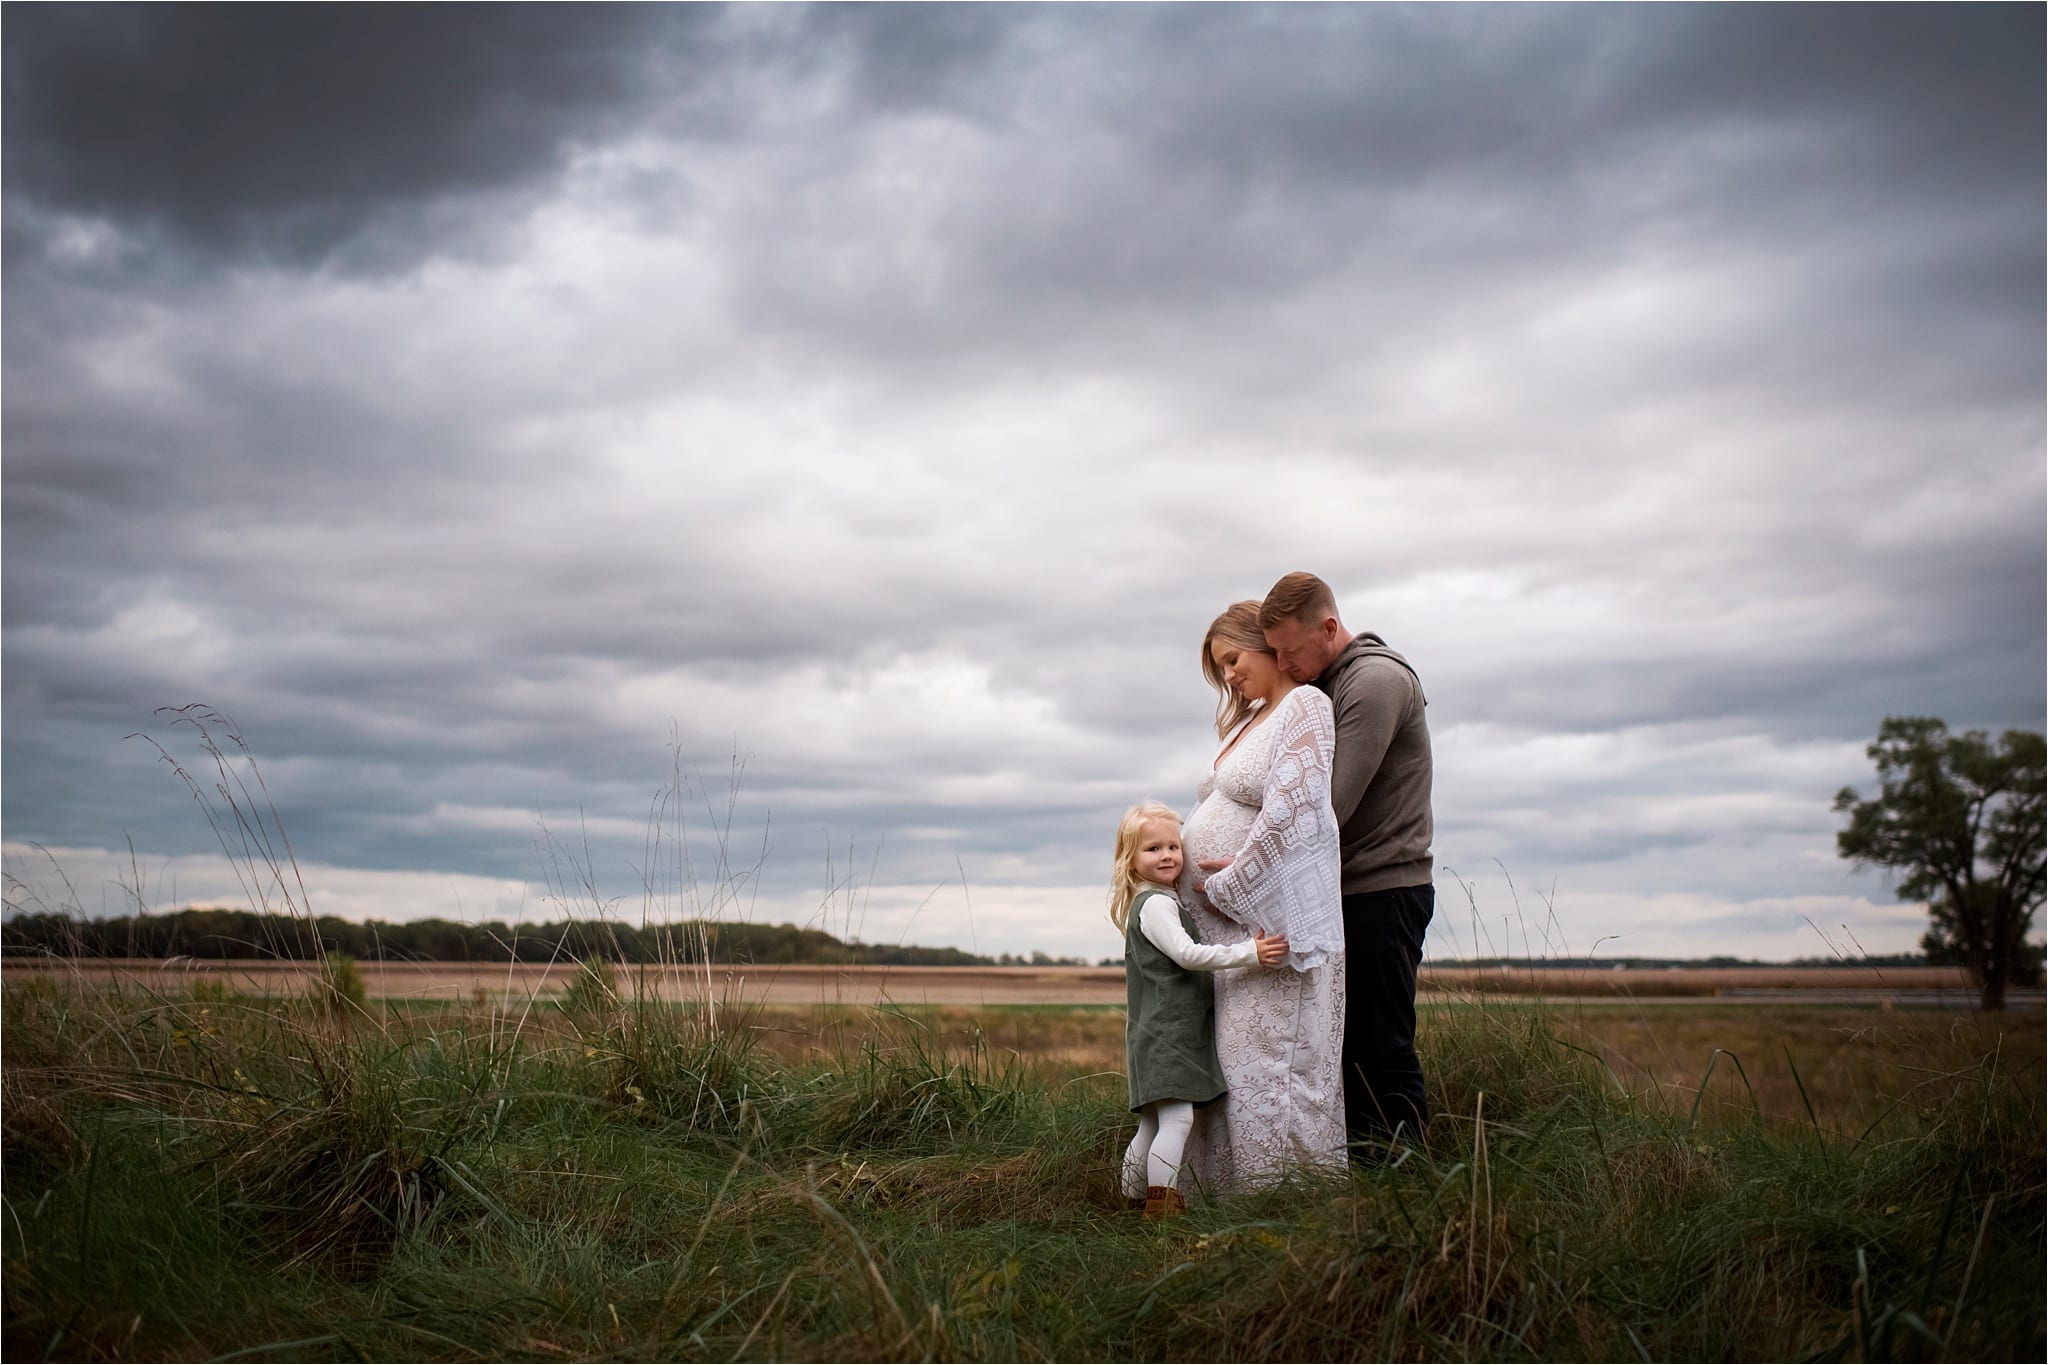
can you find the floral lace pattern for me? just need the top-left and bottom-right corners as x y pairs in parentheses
(1180, 689), (1347, 1194)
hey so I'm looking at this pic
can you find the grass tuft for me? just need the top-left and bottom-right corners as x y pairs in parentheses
(314, 950), (369, 1022)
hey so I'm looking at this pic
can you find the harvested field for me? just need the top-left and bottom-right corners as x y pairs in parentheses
(0, 957), (1128, 1006)
(0, 956), (1987, 1007)
(1423, 962), (1977, 997)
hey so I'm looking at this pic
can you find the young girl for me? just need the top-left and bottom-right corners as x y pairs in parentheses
(1112, 801), (1288, 1217)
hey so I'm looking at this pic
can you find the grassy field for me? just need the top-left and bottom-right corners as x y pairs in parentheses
(3, 978), (2041, 1363)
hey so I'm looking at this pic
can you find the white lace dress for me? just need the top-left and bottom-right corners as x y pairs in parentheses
(1180, 686), (1348, 1194)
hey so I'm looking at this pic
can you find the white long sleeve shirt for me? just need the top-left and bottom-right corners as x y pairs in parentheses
(1139, 890), (1261, 972)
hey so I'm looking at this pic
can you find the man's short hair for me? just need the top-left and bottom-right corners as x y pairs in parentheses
(1259, 571), (1338, 630)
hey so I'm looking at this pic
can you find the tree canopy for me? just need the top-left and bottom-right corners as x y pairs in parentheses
(1834, 717), (2045, 1009)
(0, 908), (1001, 968)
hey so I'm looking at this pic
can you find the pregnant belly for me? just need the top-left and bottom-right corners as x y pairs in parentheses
(1184, 791), (1257, 868)
(1184, 793), (1258, 942)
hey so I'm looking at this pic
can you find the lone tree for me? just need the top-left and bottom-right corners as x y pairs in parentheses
(1834, 717), (2045, 1010)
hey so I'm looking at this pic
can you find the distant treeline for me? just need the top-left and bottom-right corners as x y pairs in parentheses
(0, 908), (1002, 967)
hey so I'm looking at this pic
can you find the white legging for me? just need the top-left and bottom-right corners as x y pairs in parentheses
(1122, 1099), (1196, 1196)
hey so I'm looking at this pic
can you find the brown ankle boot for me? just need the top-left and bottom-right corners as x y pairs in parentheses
(1142, 1185), (1186, 1219)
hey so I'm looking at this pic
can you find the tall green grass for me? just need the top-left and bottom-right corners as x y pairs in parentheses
(10, 716), (2036, 1360)
(3, 978), (2039, 1363)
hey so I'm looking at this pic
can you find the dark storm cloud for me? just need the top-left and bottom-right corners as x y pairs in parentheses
(1613, 3), (2043, 180)
(1134, 4), (2046, 226)
(3, 3), (686, 266)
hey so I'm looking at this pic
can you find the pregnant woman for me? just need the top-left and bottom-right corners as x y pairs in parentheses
(1180, 600), (1348, 1192)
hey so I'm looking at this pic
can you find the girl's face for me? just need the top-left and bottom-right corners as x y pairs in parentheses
(1209, 636), (1283, 703)
(1133, 818), (1183, 887)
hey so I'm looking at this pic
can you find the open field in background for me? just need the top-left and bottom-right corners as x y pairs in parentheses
(1555, 1004), (2045, 1132)
(0, 957), (2002, 1007)
(0, 959), (1128, 1007)
(17, 980), (2013, 1138)
(4, 978), (2041, 1362)
(724, 1002), (2048, 1135)
(1424, 964), (1982, 997)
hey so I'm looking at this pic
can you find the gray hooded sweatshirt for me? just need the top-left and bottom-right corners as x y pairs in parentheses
(1314, 632), (1434, 894)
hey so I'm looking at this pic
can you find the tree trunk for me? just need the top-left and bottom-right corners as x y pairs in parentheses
(1978, 955), (2008, 1011)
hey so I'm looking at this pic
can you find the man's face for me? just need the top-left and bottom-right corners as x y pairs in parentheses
(1264, 615), (1337, 683)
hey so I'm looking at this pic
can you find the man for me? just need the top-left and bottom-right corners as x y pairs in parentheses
(1257, 570), (1434, 1153)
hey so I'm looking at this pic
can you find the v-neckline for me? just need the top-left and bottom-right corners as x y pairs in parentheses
(1213, 702), (1272, 770)
(1213, 686), (1302, 770)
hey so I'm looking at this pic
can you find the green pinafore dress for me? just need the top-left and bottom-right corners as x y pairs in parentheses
(1124, 887), (1229, 1112)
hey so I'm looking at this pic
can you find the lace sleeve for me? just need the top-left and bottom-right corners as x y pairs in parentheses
(1202, 688), (1345, 969)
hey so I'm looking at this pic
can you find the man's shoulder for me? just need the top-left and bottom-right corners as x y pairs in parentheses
(1325, 647), (1422, 702)
(1338, 649), (1419, 678)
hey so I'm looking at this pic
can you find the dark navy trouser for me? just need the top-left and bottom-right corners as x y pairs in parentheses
(1342, 883), (1433, 1153)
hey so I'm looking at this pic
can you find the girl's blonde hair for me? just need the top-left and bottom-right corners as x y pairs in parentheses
(1108, 801), (1180, 933)
(1201, 600), (1274, 739)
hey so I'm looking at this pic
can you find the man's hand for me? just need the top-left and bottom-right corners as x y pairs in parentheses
(1254, 931), (1289, 967)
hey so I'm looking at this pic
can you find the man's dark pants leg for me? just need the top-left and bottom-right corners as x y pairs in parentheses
(1342, 883), (1434, 1156)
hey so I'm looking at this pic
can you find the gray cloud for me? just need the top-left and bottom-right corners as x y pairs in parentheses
(4, 5), (2040, 956)
(2, 3), (693, 268)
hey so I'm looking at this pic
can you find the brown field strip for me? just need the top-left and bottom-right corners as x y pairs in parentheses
(0, 956), (1981, 1006)
(1423, 964), (1971, 996)
(0, 958), (1129, 1006)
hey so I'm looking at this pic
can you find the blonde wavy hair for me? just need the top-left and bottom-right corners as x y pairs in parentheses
(1201, 600), (1274, 739)
(1108, 801), (1180, 934)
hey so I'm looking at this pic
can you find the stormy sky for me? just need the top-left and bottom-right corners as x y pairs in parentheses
(5, 3), (2042, 963)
